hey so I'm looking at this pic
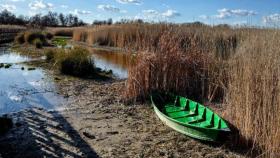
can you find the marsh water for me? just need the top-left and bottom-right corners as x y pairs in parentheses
(90, 49), (129, 79)
(0, 46), (66, 114)
(0, 45), (129, 114)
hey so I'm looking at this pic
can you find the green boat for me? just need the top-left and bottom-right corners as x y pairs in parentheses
(151, 93), (230, 141)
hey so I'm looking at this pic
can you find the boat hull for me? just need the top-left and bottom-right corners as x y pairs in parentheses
(151, 94), (230, 142)
(153, 104), (220, 141)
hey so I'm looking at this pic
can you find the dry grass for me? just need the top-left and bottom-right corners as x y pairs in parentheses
(0, 25), (26, 44)
(0, 25), (26, 30)
(47, 27), (76, 37)
(226, 30), (280, 157)
(73, 24), (169, 50)
(125, 28), (214, 102)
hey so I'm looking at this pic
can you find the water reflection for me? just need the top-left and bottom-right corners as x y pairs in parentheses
(90, 49), (130, 79)
(0, 47), (29, 63)
(0, 47), (66, 114)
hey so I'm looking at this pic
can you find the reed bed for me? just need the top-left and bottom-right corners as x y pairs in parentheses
(47, 27), (76, 37)
(0, 25), (26, 44)
(226, 30), (280, 157)
(72, 24), (280, 157)
(73, 24), (169, 50)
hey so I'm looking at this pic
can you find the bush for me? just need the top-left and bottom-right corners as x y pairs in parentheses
(45, 32), (54, 40)
(24, 31), (46, 44)
(59, 47), (95, 77)
(14, 33), (25, 44)
(33, 39), (43, 49)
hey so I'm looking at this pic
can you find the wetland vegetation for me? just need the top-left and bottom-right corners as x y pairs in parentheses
(0, 6), (279, 158)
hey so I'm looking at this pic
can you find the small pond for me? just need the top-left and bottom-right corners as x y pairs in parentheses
(0, 46), (67, 115)
(90, 49), (129, 79)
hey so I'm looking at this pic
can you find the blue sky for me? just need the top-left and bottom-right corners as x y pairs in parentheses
(0, 0), (280, 26)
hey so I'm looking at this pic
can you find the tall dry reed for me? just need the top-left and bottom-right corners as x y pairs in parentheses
(226, 30), (280, 157)
(73, 24), (280, 156)
(125, 27), (221, 103)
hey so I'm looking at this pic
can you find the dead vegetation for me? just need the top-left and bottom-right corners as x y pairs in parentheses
(72, 24), (280, 157)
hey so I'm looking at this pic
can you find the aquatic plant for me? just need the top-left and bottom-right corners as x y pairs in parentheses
(4, 64), (12, 69)
(59, 47), (95, 77)
(45, 47), (96, 77)
(52, 37), (67, 47)
(24, 31), (47, 45)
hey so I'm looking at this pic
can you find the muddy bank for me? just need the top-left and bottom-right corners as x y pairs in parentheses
(0, 74), (247, 158)
(0, 44), (248, 157)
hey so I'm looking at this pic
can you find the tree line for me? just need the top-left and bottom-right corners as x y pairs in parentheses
(0, 10), (86, 27)
(0, 9), (148, 27)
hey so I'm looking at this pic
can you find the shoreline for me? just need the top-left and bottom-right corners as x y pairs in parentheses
(0, 45), (247, 158)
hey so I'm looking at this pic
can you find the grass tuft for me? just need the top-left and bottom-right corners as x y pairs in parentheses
(45, 47), (96, 77)
(59, 47), (95, 77)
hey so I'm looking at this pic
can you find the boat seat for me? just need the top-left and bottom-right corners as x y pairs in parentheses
(190, 120), (213, 128)
(167, 110), (194, 119)
(188, 117), (205, 124)
(213, 118), (222, 129)
(165, 105), (185, 113)
(187, 108), (207, 124)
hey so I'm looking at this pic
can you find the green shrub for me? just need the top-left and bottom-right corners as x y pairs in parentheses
(24, 31), (46, 44)
(14, 33), (25, 44)
(52, 38), (67, 47)
(59, 47), (95, 77)
(33, 39), (43, 49)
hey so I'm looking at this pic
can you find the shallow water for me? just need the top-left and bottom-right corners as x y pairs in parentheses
(90, 49), (129, 79)
(0, 47), (66, 114)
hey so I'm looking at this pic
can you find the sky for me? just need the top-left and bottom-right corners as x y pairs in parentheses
(0, 0), (280, 26)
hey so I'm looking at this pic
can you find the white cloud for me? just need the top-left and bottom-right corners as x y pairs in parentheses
(199, 15), (209, 20)
(136, 9), (180, 21)
(9, 0), (25, 2)
(162, 9), (180, 18)
(29, 0), (54, 10)
(143, 9), (158, 15)
(263, 14), (280, 25)
(215, 8), (257, 19)
(116, 0), (141, 5)
(70, 9), (91, 15)
(61, 5), (68, 9)
(98, 5), (126, 13)
(0, 4), (16, 12)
